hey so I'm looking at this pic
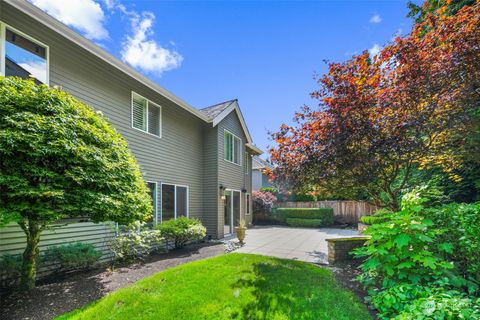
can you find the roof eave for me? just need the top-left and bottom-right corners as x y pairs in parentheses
(5, 0), (209, 122)
(246, 143), (263, 155)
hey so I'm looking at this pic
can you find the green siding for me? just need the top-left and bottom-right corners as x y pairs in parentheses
(216, 112), (252, 238)
(0, 222), (115, 280)
(0, 2), (256, 255)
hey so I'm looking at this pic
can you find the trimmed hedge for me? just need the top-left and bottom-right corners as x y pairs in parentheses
(286, 218), (325, 227)
(276, 208), (334, 227)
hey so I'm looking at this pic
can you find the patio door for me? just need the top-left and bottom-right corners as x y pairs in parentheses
(224, 190), (241, 235)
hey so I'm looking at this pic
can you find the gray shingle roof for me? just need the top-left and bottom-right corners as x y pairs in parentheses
(199, 99), (237, 120)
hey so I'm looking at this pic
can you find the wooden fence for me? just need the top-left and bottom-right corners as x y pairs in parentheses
(276, 200), (377, 224)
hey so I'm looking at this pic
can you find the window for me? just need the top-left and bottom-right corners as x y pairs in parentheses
(224, 130), (241, 165)
(1, 24), (48, 84)
(146, 182), (157, 224)
(161, 184), (189, 221)
(132, 92), (161, 137)
(245, 152), (249, 174)
(246, 194), (250, 215)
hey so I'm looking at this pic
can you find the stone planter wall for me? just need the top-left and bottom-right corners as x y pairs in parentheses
(326, 236), (370, 264)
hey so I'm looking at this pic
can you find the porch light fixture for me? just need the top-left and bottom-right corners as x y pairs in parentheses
(241, 188), (247, 193)
(219, 184), (226, 200)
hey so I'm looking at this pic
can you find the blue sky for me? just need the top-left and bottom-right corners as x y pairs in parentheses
(31, 0), (416, 157)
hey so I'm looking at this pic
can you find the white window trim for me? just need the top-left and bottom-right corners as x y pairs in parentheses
(224, 189), (243, 235)
(146, 181), (158, 225)
(131, 91), (162, 138)
(160, 183), (189, 222)
(0, 21), (50, 84)
(224, 129), (242, 166)
(245, 152), (250, 175)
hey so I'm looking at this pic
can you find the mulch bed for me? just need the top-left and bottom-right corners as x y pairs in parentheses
(0, 243), (225, 320)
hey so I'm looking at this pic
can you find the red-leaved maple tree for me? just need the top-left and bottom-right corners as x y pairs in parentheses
(270, 1), (480, 210)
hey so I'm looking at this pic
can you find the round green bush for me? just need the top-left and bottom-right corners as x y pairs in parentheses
(0, 76), (152, 289)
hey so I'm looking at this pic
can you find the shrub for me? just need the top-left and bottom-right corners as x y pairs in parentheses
(259, 187), (279, 195)
(276, 208), (334, 226)
(286, 218), (325, 227)
(156, 217), (206, 249)
(359, 209), (392, 225)
(252, 191), (277, 214)
(0, 253), (23, 279)
(395, 290), (480, 320)
(290, 193), (317, 202)
(43, 242), (102, 271)
(370, 284), (431, 319)
(428, 203), (480, 283)
(270, 211), (287, 223)
(354, 191), (454, 290)
(110, 222), (164, 262)
(0, 77), (152, 289)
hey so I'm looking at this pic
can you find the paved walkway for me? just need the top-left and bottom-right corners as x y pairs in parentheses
(236, 226), (359, 264)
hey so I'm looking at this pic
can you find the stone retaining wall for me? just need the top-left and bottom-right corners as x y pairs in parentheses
(326, 236), (370, 264)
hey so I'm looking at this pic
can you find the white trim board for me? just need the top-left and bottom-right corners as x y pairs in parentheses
(0, 20), (50, 84)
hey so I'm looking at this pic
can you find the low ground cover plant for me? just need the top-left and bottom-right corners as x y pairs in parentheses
(42, 242), (102, 271)
(0, 253), (23, 287)
(354, 189), (480, 319)
(156, 217), (206, 249)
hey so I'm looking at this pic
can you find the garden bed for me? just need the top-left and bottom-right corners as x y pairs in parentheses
(0, 243), (224, 320)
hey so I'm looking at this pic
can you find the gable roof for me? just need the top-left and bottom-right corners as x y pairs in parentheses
(200, 99), (262, 155)
(199, 99), (236, 121)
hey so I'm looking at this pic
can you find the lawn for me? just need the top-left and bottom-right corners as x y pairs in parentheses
(57, 253), (371, 320)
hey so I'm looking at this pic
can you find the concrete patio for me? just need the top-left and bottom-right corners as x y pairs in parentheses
(235, 225), (359, 264)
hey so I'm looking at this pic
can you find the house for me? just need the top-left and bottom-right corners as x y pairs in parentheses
(252, 156), (275, 191)
(0, 0), (262, 262)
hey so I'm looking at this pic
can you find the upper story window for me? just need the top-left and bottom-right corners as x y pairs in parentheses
(245, 152), (249, 174)
(131, 92), (161, 137)
(1, 24), (49, 84)
(224, 130), (241, 165)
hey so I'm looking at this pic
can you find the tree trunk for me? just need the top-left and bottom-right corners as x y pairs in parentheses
(18, 219), (42, 290)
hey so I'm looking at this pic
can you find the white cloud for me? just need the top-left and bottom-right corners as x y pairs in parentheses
(31, 0), (108, 40)
(369, 14), (382, 24)
(369, 43), (382, 57)
(31, 0), (182, 75)
(121, 11), (183, 75)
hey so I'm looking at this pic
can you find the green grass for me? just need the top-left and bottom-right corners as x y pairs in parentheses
(57, 253), (371, 320)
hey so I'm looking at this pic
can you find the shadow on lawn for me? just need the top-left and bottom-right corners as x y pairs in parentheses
(232, 259), (331, 320)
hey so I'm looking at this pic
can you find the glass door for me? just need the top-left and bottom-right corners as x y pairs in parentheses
(224, 190), (241, 235)
(224, 190), (232, 235)
(233, 191), (240, 229)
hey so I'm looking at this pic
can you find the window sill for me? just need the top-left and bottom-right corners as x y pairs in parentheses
(132, 126), (162, 138)
(224, 158), (242, 167)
